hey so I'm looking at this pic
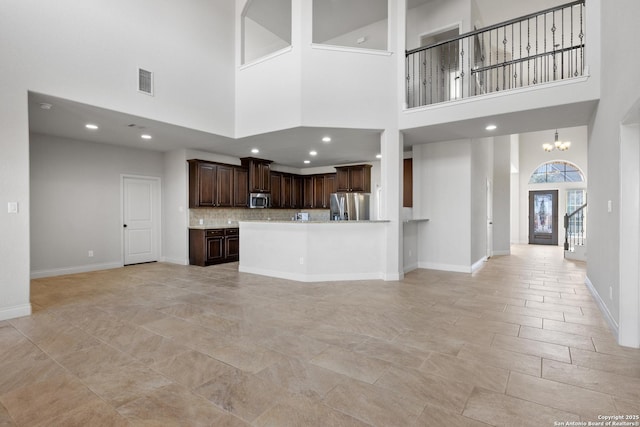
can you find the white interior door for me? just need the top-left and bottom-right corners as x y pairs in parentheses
(123, 176), (160, 265)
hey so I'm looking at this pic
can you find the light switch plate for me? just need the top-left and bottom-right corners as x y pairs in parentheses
(607, 200), (612, 213)
(7, 202), (18, 214)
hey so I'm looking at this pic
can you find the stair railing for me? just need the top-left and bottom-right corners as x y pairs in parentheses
(564, 202), (587, 251)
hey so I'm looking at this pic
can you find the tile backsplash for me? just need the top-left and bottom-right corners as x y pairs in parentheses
(189, 208), (330, 227)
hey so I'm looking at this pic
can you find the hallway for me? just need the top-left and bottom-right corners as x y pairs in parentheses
(0, 245), (638, 426)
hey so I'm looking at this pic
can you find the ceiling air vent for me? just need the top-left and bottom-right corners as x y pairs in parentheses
(137, 68), (154, 96)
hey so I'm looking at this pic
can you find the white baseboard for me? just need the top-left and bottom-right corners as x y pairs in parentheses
(238, 265), (383, 283)
(31, 262), (123, 279)
(471, 257), (487, 273)
(418, 262), (471, 273)
(403, 262), (419, 274)
(384, 272), (404, 281)
(492, 250), (511, 256)
(0, 303), (32, 321)
(584, 276), (619, 336)
(161, 256), (189, 266)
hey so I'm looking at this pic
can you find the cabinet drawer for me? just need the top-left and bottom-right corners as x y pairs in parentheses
(225, 228), (239, 236)
(206, 229), (224, 237)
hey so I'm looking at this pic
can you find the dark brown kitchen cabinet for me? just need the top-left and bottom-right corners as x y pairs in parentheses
(224, 228), (239, 261)
(403, 158), (413, 208)
(266, 172), (300, 209)
(281, 174), (293, 208)
(270, 172), (282, 207)
(302, 176), (314, 208)
(292, 175), (304, 209)
(233, 167), (249, 207)
(336, 164), (372, 193)
(241, 157), (272, 193)
(189, 228), (239, 266)
(324, 174), (337, 205)
(188, 160), (233, 208)
(312, 173), (336, 209)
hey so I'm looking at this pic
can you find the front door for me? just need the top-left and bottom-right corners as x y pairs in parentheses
(123, 176), (160, 265)
(529, 190), (559, 245)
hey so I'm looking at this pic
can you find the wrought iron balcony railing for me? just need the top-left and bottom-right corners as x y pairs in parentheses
(406, 0), (586, 108)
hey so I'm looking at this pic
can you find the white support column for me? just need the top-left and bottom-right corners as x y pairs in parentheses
(0, 88), (31, 321)
(381, 129), (403, 280)
(619, 121), (640, 348)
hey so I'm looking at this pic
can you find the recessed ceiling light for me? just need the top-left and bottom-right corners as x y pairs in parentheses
(486, 124), (497, 131)
(85, 124), (99, 130)
(141, 134), (152, 140)
(376, 154), (382, 159)
(304, 160), (311, 164)
(322, 136), (331, 143)
(39, 103), (52, 110)
(309, 150), (317, 156)
(251, 148), (260, 154)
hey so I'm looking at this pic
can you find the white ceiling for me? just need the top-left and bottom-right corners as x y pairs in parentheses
(28, 92), (382, 169)
(401, 100), (598, 147)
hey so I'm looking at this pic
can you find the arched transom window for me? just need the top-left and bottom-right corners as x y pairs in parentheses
(529, 161), (585, 184)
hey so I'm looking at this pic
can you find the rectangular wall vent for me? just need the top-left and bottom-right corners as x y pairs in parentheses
(138, 68), (154, 96)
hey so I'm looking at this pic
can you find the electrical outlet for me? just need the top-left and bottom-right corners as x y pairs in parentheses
(299, 257), (304, 265)
(199, 219), (204, 225)
(409, 250), (413, 257)
(88, 250), (94, 257)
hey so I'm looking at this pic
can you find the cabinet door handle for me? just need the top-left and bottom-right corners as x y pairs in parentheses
(123, 224), (128, 228)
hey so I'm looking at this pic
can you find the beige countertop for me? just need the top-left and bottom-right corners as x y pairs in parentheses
(238, 220), (390, 224)
(188, 223), (239, 230)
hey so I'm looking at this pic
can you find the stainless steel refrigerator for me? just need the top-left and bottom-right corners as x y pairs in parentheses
(330, 193), (370, 221)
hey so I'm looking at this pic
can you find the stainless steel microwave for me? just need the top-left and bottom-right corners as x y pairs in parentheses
(249, 192), (271, 208)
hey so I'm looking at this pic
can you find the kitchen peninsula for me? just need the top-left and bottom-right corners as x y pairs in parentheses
(238, 219), (389, 282)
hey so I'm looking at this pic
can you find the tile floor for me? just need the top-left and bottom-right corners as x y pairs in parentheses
(1, 245), (639, 426)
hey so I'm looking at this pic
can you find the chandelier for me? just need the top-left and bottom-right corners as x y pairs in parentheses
(543, 130), (571, 152)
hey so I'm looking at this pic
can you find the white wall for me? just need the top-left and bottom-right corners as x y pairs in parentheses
(470, 137), (493, 265)
(588, 0), (640, 342)
(406, 0), (471, 51)
(301, 0), (396, 130)
(30, 134), (164, 276)
(510, 134), (520, 244)
(163, 149), (189, 265)
(516, 126), (588, 244)
(321, 18), (389, 51)
(493, 135), (511, 254)
(414, 140), (472, 272)
(0, 0), (235, 320)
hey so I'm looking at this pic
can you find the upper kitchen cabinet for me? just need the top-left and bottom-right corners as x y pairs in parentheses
(291, 175), (304, 209)
(270, 172), (282, 207)
(188, 160), (233, 208)
(233, 166), (249, 207)
(312, 173), (337, 209)
(241, 157), (272, 193)
(336, 165), (372, 193)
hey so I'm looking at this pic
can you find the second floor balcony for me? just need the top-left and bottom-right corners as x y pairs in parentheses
(405, 0), (587, 109)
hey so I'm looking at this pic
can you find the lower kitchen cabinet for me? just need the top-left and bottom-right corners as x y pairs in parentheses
(189, 228), (239, 266)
